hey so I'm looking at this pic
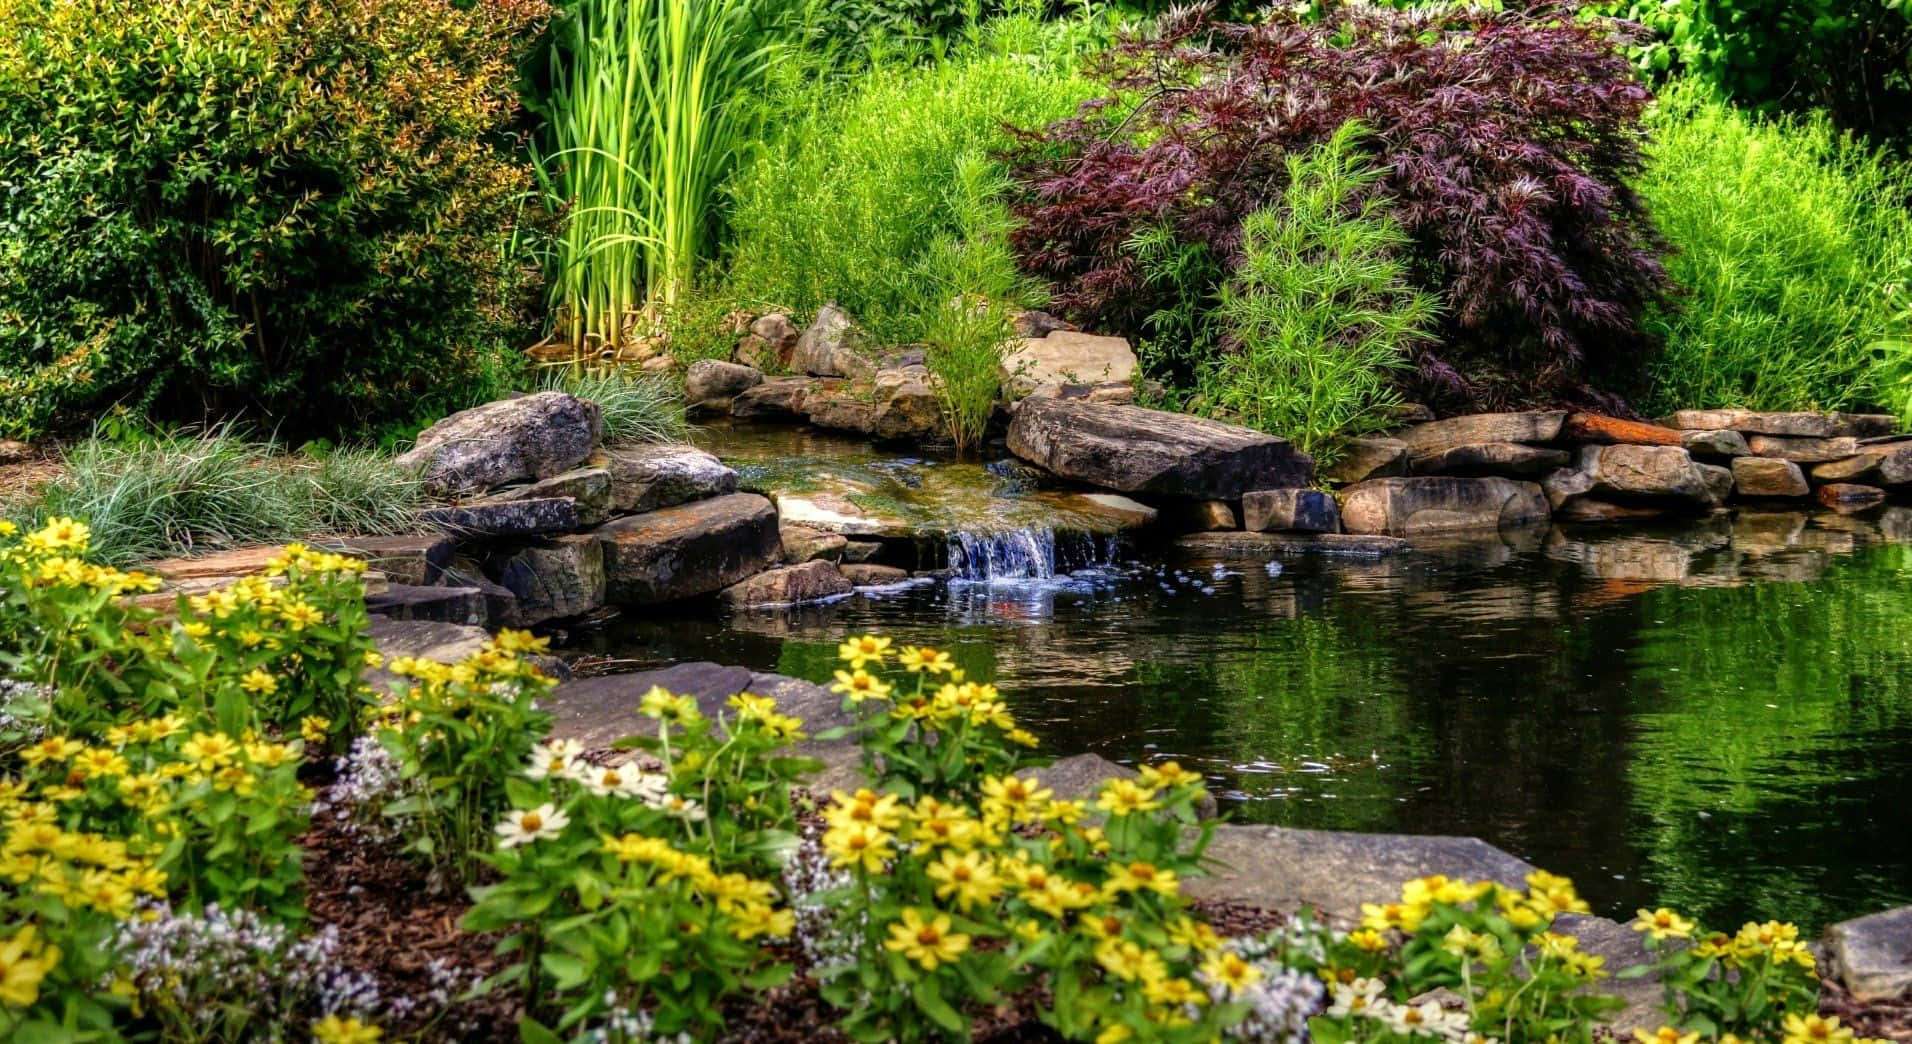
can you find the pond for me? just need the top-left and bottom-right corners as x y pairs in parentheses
(569, 428), (1912, 932)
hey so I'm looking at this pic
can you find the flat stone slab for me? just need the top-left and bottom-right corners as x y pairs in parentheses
(420, 497), (578, 536)
(324, 534), (455, 586)
(1668, 409), (1898, 439)
(1409, 441), (1571, 477)
(363, 584), (489, 627)
(1340, 477), (1550, 537)
(1008, 398), (1312, 499)
(1826, 905), (1912, 1001)
(595, 493), (780, 604)
(1731, 456), (1810, 497)
(1396, 412), (1566, 455)
(1322, 436), (1408, 485)
(1173, 531), (1409, 558)
(1747, 434), (1861, 464)
(486, 467), (613, 526)
(1561, 413), (1684, 446)
(598, 443), (738, 514)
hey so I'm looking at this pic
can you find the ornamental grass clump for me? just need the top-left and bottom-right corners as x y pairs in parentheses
(1008, 2), (1670, 408)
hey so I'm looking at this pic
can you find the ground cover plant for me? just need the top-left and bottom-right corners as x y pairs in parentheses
(536, 368), (690, 445)
(1635, 80), (1912, 416)
(0, 0), (547, 440)
(1008, 2), (1669, 410)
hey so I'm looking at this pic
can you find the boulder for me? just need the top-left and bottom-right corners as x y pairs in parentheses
(485, 467), (613, 527)
(1747, 434), (1861, 463)
(1730, 456), (1809, 497)
(1562, 444), (1721, 508)
(439, 560), (520, 629)
(799, 380), (877, 437)
(600, 444), (737, 514)
(364, 584), (489, 627)
(1825, 905), (1912, 1002)
(1000, 331), (1137, 398)
(595, 493), (780, 604)
(1560, 413), (1683, 446)
(792, 304), (875, 380)
(1339, 477), (1549, 537)
(1699, 462), (1735, 504)
(735, 314), (799, 372)
(1007, 398), (1312, 499)
(420, 497), (579, 536)
(1322, 436), (1409, 485)
(730, 377), (811, 422)
(841, 563), (908, 586)
(1879, 442), (1912, 486)
(1812, 452), (1884, 484)
(1817, 483), (1888, 512)
(1681, 429), (1750, 459)
(1395, 412), (1567, 455)
(1668, 409), (1897, 439)
(1173, 531), (1409, 558)
(325, 535), (456, 587)
(719, 560), (852, 608)
(1409, 442), (1571, 477)
(1243, 489), (1341, 533)
(683, 360), (763, 414)
(397, 391), (603, 495)
(869, 366), (946, 442)
(780, 523), (848, 563)
(494, 535), (605, 625)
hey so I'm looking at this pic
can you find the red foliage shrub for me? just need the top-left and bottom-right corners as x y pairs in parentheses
(1006, 2), (1672, 409)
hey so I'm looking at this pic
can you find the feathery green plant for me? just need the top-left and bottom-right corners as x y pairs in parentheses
(1196, 124), (1436, 468)
(1638, 80), (1912, 415)
(540, 0), (788, 353)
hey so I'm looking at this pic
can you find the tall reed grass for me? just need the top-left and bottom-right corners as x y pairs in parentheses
(540, 0), (787, 353)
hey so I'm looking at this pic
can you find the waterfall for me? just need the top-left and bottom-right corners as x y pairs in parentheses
(944, 528), (1121, 583)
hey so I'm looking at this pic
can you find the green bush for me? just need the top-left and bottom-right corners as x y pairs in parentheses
(1637, 81), (1912, 415)
(0, 0), (547, 440)
(723, 17), (1097, 343)
(1193, 128), (1436, 469)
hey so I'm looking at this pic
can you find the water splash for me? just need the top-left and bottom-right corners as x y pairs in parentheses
(945, 528), (1121, 583)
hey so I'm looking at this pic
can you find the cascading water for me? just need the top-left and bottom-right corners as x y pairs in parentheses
(944, 528), (1122, 583)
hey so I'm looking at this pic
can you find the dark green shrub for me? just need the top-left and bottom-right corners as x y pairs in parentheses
(0, 0), (549, 440)
(1637, 80), (1912, 414)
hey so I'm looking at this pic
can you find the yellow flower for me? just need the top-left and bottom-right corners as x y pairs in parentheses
(883, 908), (971, 970)
(1104, 861), (1179, 897)
(907, 796), (984, 850)
(638, 686), (698, 723)
(70, 747), (128, 780)
(19, 737), (83, 766)
(825, 789), (904, 832)
(981, 774), (1053, 821)
(239, 670), (279, 696)
(1359, 900), (1424, 934)
(1442, 924), (1503, 963)
(926, 850), (1001, 910)
(1782, 1014), (1854, 1044)
(1138, 761), (1204, 789)
(837, 634), (892, 668)
(489, 629), (549, 655)
(1094, 938), (1168, 984)
(729, 902), (795, 941)
(180, 732), (241, 771)
(1201, 951), (1262, 994)
(1348, 928), (1390, 953)
(821, 821), (894, 874)
(300, 717), (332, 744)
(1633, 908), (1695, 941)
(1094, 778), (1161, 816)
(1633, 1028), (1700, 1044)
(28, 516), (90, 552)
(1167, 916), (1221, 953)
(830, 669), (892, 703)
(279, 601), (324, 630)
(0, 924), (58, 1008)
(362, 650), (385, 669)
(897, 645), (954, 674)
(311, 1015), (384, 1044)
(1004, 728), (1041, 748)
(1144, 976), (1204, 1007)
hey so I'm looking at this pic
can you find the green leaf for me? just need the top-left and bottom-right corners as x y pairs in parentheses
(911, 976), (966, 1034)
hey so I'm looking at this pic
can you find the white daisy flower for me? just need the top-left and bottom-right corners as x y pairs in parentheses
(1325, 977), (1386, 1019)
(654, 793), (707, 823)
(1384, 999), (1467, 1039)
(524, 738), (584, 780)
(495, 803), (569, 847)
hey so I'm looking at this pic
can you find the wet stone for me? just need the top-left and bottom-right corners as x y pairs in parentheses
(1242, 488), (1341, 533)
(1731, 456), (1810, 498)
(1817, 483), (1888, 512)
(420, 496), (579, 536)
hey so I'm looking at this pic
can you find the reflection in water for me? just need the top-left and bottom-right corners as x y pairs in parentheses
(570, 510), (1912, 930)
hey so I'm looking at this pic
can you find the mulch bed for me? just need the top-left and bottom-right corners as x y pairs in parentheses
(1820, 977), (1912, 1042)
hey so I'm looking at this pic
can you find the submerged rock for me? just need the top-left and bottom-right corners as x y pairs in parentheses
(1339, 477), (1549, 537)
(719, 560), (852, 609)
(1007, 398), (1312, 499)
(398, 391), (603, 496)
(595, 493), (780, 604)
(1817, 483), (1888, 512)
(1173, 531), (1408, 558)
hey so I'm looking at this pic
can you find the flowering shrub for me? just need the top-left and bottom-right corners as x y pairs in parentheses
(0, 520), (380, 748)
(463, 693), (808, 1036)
(1632, 908), (1824, 1042)
(1007, 3), (1670, 408)
(373, 636), (558, 891)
